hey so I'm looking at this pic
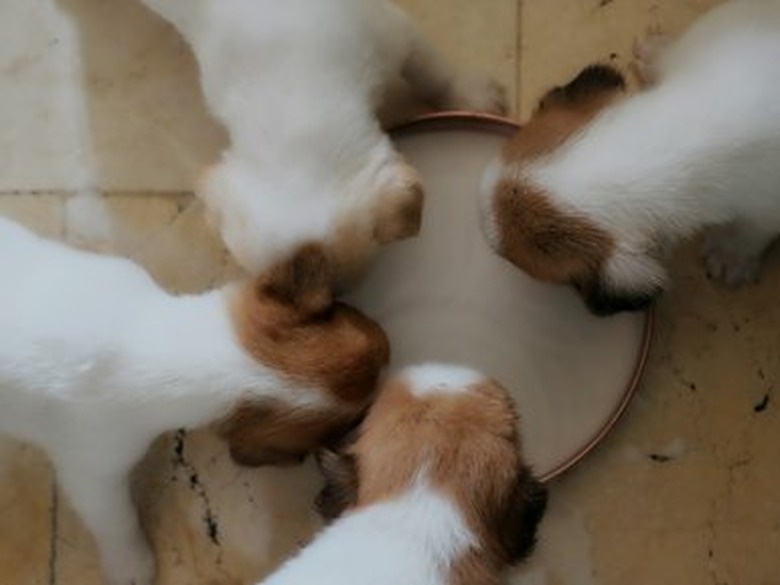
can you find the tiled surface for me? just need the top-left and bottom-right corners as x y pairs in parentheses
(517, 0), (721, 117)
(0, 0), (225, 192)
(394, 0), (519, 117)
(0, 442), (53, 585)
(1, 1), (779, 585)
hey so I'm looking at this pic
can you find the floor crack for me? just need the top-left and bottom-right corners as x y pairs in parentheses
(47, 476), (59, 585)
(171, 430), (223, 552)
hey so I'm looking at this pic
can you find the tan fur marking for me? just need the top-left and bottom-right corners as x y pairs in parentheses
(502, 67), (625, 163)
(492, 65), (625, 285)
(333, 378), (546, 584)
(230, 244), (389, 403)
(224, 244), (389, 464)
(373, 163), (424, 245)
(493, 183), (614, 283)
(217, 401), (361, 467)
(326, 220), (378, 290)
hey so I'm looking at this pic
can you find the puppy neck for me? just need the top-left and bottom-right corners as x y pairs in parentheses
(266, 477), (477, 585)
(528, 83), (735, 243)
(122, 286), (290, 429)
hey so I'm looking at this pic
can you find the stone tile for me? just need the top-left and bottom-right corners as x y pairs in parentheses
(54, 431), (322, 585)
(0, 0), (513, 192)
(61, 191), (238, 293)
(52, 489), (104, 585)
(0, 1), (92, 192)
(0, 0), (224, 192)
(518, 0), (722, 118)
(0, 441), (54, 585)
(394, 0), (519, 118)
(512, 243), (780, 585)
(138, 431), (322, 585)
(3, 2), (780, 585)
(0, 193), (64, 237)
(56, 0), (226, 191)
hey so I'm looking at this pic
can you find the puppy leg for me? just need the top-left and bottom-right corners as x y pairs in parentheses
(56, 463), (155, 585)
(700, 220), (778, 286)
(327, 155), (423, 287)
(398, 17), (507, 114)
(371, 158), (424, 246)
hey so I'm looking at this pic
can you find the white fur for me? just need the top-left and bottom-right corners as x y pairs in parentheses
(140, 0), (506, 276)
(403, 363), (485, 398)
(258, 475), (475, 585)
(0, 217), (332, 585)
(516, 0), (780, 288)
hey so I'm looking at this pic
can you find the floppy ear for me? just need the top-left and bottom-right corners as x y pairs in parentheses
(492, 181), (614, 282)
(496, 468), (548, 564)
(261, 243), (334, 317)
(537, 64), (625, 112)
(216, 403), (305, 467)
(315, 447), (359, 522)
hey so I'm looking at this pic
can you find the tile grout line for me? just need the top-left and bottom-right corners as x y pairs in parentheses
(0, 190), (195, 197)
(515, 0), (524, 117)
(47, 478), (59, 585)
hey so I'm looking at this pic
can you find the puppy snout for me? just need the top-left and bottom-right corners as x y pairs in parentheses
(581, 286), (659, 316)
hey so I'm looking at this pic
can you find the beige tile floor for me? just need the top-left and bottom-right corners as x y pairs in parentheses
(0, 0), (778, 584)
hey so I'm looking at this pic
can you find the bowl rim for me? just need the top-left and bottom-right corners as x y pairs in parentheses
(389, 111), (655, 484)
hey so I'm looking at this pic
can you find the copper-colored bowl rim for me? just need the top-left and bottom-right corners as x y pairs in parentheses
(389, 111), (655, 484)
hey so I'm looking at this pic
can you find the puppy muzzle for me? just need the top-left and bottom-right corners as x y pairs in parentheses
(576, 281), (660, 316)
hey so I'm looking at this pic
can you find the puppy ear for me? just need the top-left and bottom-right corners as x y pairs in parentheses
(314, 447), (359, 522)
(538, 64), (625, 112)
(262, 243), (334, 316)
(496, 468), (548, 564)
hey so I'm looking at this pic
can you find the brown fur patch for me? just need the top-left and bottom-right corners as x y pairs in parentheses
(491, 64), (624, 285)
(373, 169), (424, 245)
(224, 244), (389, 464)
(315, 445), (359, 521)
(217, 402), (364, 467)
(319, 376), (546, 583)
(502, 65), (626, 163)
(493, 182), (614, 283)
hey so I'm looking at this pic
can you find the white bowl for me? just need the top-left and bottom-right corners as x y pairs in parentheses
(348, 113), (652, 481)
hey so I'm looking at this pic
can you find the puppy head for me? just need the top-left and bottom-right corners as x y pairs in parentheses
(316, 364), (547, 568)
(220, 244), (390, 465)
(481, 65), (665, 315)
(198, 159), (333, 277)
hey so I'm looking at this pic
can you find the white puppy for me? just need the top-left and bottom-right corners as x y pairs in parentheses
(0, 217), (389, 585)
(139, 0), (507, 281)
(481, 0), (780, 315)
(255, 364), (547, 585)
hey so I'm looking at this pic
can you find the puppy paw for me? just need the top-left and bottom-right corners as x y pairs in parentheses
(631, 26), (669, 87)
(373, 162), (424, 244)
(445, 73), (508, 115)
(700, 232), (763, 287)
(103, 544), (156, 585)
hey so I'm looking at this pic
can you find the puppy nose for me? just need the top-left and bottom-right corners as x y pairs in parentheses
(583, 288), (659, 316)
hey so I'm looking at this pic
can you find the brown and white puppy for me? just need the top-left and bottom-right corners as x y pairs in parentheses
(0, 216), (388, 585)
(481, 0), (780, 315)
(255, 364), (547, 585)
(139, 0), (507, 284)
(480, 64), (634, 316)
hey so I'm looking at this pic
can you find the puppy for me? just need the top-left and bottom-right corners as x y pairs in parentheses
(481, 0), (780, 315)
(139, 0), (507, 282)
(255, 364), (547, 585)
(0, 217), (388, 585)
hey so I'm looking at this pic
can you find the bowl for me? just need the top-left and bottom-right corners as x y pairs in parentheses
(348, 113), (652, 482)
